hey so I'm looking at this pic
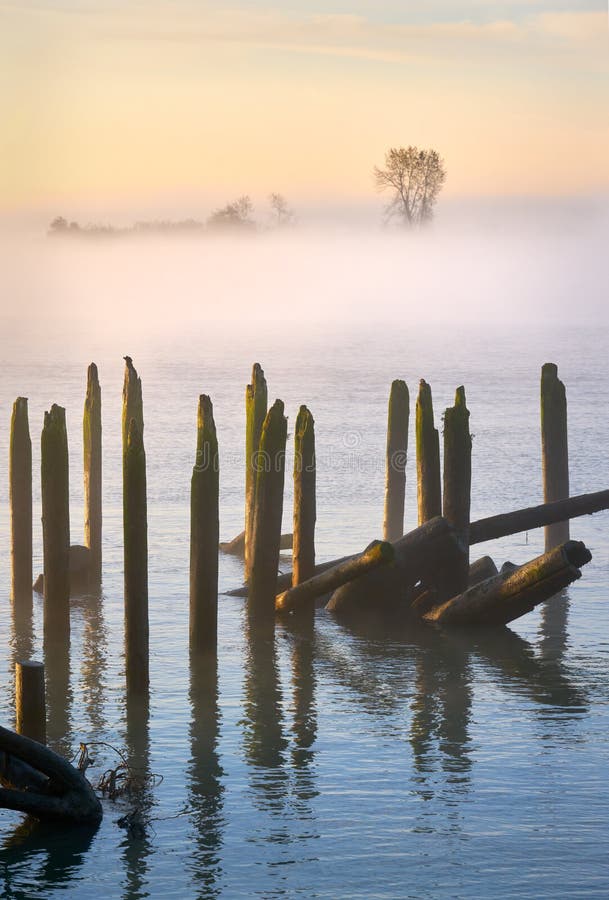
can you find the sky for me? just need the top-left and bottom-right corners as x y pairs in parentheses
(1, 1), (607, 220)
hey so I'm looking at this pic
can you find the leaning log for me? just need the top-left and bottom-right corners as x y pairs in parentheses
(469, 489), (609, 545)
(0, 724), (102, 825)
(541, 363), (569, 551)
(423, 540), (591, 627)
(383, 380), (409, 542)
(277, 541), (394, 614)
(10, 398), (32, 605)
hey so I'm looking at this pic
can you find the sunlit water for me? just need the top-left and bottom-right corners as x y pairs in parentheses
(0, 234), (608, 898)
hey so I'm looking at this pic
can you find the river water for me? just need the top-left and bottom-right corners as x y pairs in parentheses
(0, 233), (608, 898)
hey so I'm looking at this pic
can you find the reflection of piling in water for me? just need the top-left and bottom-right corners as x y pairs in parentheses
(190, 395), (219, 653)
(383, 379), (409, 542)
(442, 386), (471, 596)
(84, 363), (102, 585)
(9, 600), (35, 717)
(248, 400), (287, 621)
(41, 404), (70, 642)
(286, 617), (317, 773)
(1, 818), (97, 895)
(80, 589), (108, 734)
(44, 637), (72, 758)
(189, 652), (224, 898)
(245, 363), (268, 579)
(292, 405), (316, 593)
(243, 619), (287, 776)
(122, 357), (148, 695)
(122, 688), (152, 900)
(539, 590), (570, 664)
(541, 363), (569, 552)
(15, 660), (46, 744)
(416, 380), (441, 525)
(10, 397), (32, 606)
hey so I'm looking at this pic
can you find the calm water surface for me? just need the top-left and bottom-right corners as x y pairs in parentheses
(0, 319), (608, 899)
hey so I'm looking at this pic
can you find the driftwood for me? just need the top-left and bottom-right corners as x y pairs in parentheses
(469, 490), (609, 545)
(326, 517), (465, 615)
(424, 540), (591, 627)
(0, 725), (102, 825)
(468, 556), (498, 586)
(276, 541), (394, 613)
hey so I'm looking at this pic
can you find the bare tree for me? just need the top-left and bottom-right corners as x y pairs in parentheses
(207, 196), (256, 231)
(268, 193), (295, 228)
(374, 147), (446, 228)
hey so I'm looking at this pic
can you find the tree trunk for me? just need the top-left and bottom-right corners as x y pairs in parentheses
(278, 540), (394, 614)
(190, 395), (219, 653)
(541, 363), (569, 551)
(383, 380), (409, 542)
(424, 540), (591, 627)
(248, 400), (287, 619)
(41, 405), (70, 642)
(442, 386), (471, 594)
(293, 405), (316, 590)
(84, 362), (102, 585)
(416, 379), (441, 525)
(245, 363), (268, 580)
(10, 397), (32, 605)
(469, 489), (609, 545)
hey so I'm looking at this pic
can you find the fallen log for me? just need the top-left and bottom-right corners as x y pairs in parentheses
(469, 490), (609, 545)
(276, 541), (394, 614)
(223, 552), (352, 597)
(0, 724), (102, 824)
(423, 540), (591, 627)
(326, 517), (465, 615)
(468, 556), (498, 586)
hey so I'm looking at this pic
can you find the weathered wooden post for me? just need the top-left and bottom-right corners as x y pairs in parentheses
(541, 363), (569, 551)
(84, 363), (102, 585)
(245, 363), (268, 579)
(416, 379), (441, 525)
(41, 404), (70, 640)
(10, 398), (32, 604)
(248, 399), (287, 620)
(122, 357), (148, 694)
(442, 386), (472, 594)
(15, 660), (46, 744)
(383, 380), (409, 542)
(190, 395), (219, 653)
(293, 405), (316, 589)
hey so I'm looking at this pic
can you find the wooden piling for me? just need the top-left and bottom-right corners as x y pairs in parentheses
(541, 363), (569, 551)
(15, 660), (46, 744)
(248, 399), (287, 619)
(190, 395), (219, 653)
(84, 363), (102, 585)
(442, 386), (472, 594)
(416, 380), (441, 525)
(10, 398), (32, 604)
(245, 363), (268, 579)
(383, 380), (409, 542)
(41, 404), (70, 640)
(293, 405), (316, 589)
(123, 357), (148, 693)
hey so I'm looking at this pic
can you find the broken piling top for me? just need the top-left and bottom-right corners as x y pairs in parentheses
(122, 356), (143, 451)
(293, 405), (316, 588)
(10, 397), (33, 603)
(84, 362), (102, 583)
(384, 379), (409, 542)
(41, 404), (70, 638)
(541, 362), (569, 551)
(245, 363), (268, 578)
(190, 394), (220, 653)
(416, 379), (441, 525)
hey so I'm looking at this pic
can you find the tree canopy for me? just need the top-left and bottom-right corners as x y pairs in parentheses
(374, 147), (446, 228)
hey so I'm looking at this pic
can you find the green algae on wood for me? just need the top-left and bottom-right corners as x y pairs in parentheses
(83, 363), (102, 585)
(41, 404), (70, 640)
(248, 399), (287, 620)
(123, 415), (149, 695)
(10, 397), (32, 605)
(541, 363), (569, 551)
(190, 394), (219, 653)
(293, 405), (316, 588)
(416, 379), (441, 525)
(383, 380), (409, 543)
(442, 386), (472, 594)
(244, 363), (268, 579)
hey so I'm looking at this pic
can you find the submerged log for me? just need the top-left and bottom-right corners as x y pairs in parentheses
(424, 540), (591, 627)
(0, 725), (102, 825)
(10, 398), (32, 605)
(469, 489), (609, 545)
(383, 380), (409, 542)
(245, 363), (268, 579)
(326, 517), (465, 615)
(277, 541), (394, 614)
(541, 363), (569, 551)
(190, 395), (219, 653)
(292, 405), (316, 587)
(41, 404), (70, 641)
(416, 380), (441, 525)
(84, 363), (102, 585)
